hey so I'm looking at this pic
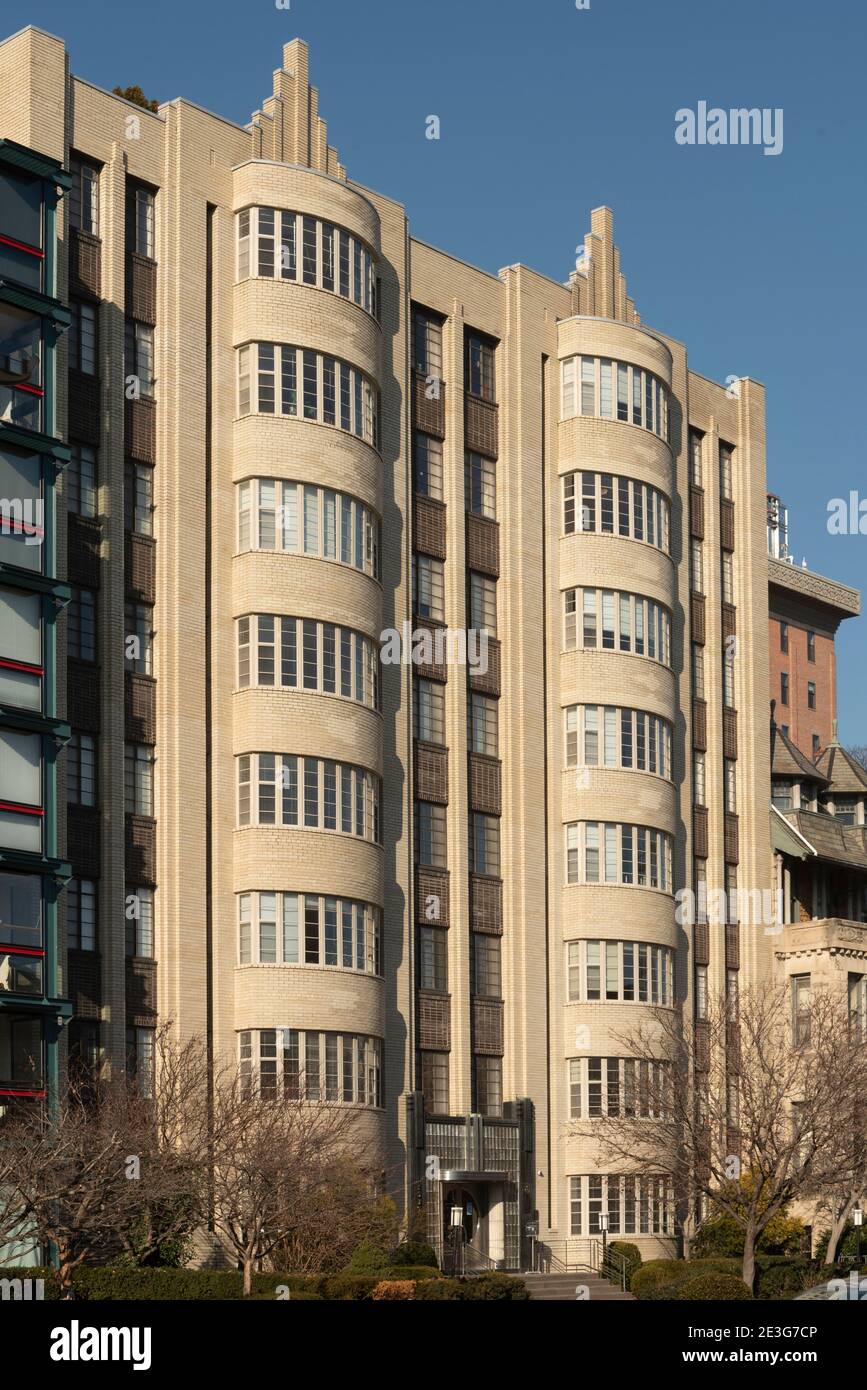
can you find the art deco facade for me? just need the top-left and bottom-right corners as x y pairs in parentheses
(3, 25), (862, 1272)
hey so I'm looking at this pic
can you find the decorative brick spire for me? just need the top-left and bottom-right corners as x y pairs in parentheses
(569, 206), (639, 324)
(248, 39), (345, 179)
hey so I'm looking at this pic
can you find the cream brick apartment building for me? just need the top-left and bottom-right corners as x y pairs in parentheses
(7, 24), (852, 1272)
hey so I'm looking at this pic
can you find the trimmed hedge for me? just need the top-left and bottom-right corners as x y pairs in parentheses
(458, 1274), (528, 1301)
(415, 1277), (464, 1301)
(415, 1273), (527, 1302)
(677, 1274), (753, 1301)
(631, 1258), (742, 1300)
(309, 1275), (380, 1301)
(630, 1260), (684, 1297)
(0, 1264), (524, 1302)
(371, 1279), (416, 1300)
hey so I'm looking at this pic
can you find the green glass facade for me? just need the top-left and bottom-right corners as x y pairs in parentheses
(0, 138), (72, 1122)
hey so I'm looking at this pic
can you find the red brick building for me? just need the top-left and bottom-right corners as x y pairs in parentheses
(767, 540), (859, 760)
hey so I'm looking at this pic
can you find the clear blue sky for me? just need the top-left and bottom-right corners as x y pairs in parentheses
(13, 0), (867, 741)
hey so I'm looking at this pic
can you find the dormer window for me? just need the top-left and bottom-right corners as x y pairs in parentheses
(833, 796), (858, 826)
(772, 779), (793, 810)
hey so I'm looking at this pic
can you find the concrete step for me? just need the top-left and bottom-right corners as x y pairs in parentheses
(522, 1272), (635, 1301)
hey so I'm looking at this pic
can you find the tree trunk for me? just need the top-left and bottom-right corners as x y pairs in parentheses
(742, 1222), (757, 1293)
(826, 1200), (854, 1266)
(243, 1255), (254, 1297)
(57, 1239), (75, 1297)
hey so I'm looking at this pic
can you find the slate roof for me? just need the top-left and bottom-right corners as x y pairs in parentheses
(782, 809), (867, 871)
(770, 722), (829, 785)
(814, 742), (867, 795)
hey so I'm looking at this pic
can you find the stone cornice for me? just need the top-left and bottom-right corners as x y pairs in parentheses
(768, 557), (860, 616)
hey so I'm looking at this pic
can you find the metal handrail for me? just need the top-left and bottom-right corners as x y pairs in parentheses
(463, 1244), (501, 1273)
(441, 1236), (502, 1277)
(534, 1238), (594, 1273)
(591, 1239), (629, 1292)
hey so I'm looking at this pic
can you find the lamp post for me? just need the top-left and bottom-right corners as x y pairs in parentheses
(599, 1212), (609, 1270)
(450, 1201), (465, 1276)
(853, 1206), (863, 1268)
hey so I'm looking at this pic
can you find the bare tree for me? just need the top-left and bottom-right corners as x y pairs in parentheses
(570, 985), (867, 1291)
(271, 1158), (398, 1274)
(846, 745), (867, 773)
(1, 1078), (140, 1290)
(113, 1027), (211, 1267)
(807, 1085), (867, 1265)
(0, 1025), (210, 1287)
(209, 1071), (362, 1295)
(0, 1099), (43, 1258)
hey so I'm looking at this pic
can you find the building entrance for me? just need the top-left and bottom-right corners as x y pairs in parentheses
(444, 1185), (480, 1247)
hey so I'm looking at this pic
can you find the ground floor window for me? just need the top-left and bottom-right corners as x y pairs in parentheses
(238, 1028), (383, 1108)
(568, 1173), (674, 1236)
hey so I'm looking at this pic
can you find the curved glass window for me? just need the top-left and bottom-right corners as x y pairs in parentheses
(563, 586), (671, 666)
(565, 822), (673, 892)
(238, 615), (379, 710)
(569, 1174), (674, 1236)
(237, 208), (377, 318)
(563, 470), (670, 552)
(568, 1056), (670, 1118)
(236, 479), (380, 581)
(238, 891), (381, 975)
(239, 1028), (383, 1107)
(561, 354), (669, 440)
(566, 939), (674, 1005)
(237, 753), (381, 844)
(565, 705), (672, 780)
(237, 343), (379, 449)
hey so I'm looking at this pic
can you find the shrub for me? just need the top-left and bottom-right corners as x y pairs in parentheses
(458, 1273), (528, 1301)
(246, 1287), (322, 1301)
(755, 1256), (811, 1301)
(693, 1210), (805, 1259)
(608, 1245), (644, 1273)
(609, 1241), (642, 1283)
(390, 1240), (438, 1269)
(630, 1260), (684, 1298)
(815, 1225), (867, 1268)
(676, 1273), (753, 1301)
(72, 1268), (245, 1301)
(258, 1274), (320, 1297)
(0, 1262), (512, 1303)
(630, 1258), (741, 1300)
(344, 1240), (389, 1275)
(317, 1274), (380, 1300)
(689, 1258), (743, 1277)
(69, 1267), (360, 1301)
(415, 1277), (463, 1301)
(0, 1266), (60, 1301)
(371, 1279), (416, 1300)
